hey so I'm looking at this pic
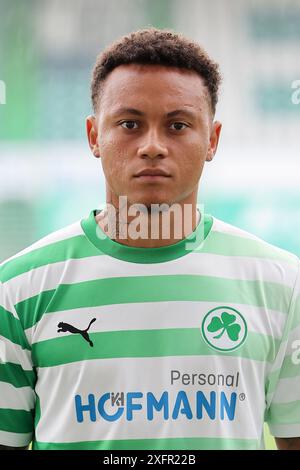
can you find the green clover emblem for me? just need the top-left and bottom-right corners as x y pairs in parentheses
(207, 311), (241, 342)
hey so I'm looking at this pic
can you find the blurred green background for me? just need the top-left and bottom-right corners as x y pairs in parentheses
(1, 0), (299, 449)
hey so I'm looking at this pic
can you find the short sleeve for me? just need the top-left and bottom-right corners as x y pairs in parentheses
(0, 279), (36, 447)
(265, 258), (300, 438)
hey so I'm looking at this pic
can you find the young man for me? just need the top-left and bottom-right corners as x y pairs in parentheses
(0, 28), (299, 450)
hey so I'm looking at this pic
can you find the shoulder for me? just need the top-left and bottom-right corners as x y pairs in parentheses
(210, 216), (299, 265)
(208, 215), (299, 285)
(0, 219), (84, 284)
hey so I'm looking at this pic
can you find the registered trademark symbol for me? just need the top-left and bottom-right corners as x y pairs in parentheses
(239, 393), (246, 401)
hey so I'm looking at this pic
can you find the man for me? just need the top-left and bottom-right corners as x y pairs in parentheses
(0, 28), (299, 450)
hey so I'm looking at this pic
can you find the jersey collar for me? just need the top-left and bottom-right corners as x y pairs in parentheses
(81, 208), (213, 264)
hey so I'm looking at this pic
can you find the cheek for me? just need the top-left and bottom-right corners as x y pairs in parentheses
(100, 142), (130, 186)
(178, 142), (207, 180)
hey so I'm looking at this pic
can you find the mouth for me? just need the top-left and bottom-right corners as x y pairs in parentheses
(134, 169), (172, 181)
(134, 175), (171, 182)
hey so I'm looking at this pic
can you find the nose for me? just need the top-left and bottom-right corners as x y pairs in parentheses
(137, 128), (168, 160)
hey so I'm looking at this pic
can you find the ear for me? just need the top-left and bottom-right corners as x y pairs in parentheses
(86, 115), (100, 158)
(206, 121), (222, 162)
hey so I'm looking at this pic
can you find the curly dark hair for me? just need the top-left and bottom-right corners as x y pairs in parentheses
(91, 27), (222, 115)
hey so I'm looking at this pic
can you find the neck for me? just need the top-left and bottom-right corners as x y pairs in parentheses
(95, 204), (201, 248)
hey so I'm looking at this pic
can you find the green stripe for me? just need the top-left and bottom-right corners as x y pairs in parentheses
(0, 305), (31, 349)
(16, 289), (55, 330)
(268, 423), (300, 437)
(32, 328), (279, 368)
(266, 354), (300, 397)
(292, 293), (300, 329)
(266, 372), (279, 396)
(267, 400), (300, 425)
(33, 436), (259, 450)
(16, 275), (292, 330)
(268, 355), (300, 392)
(34, 394), (41, 429)
(0, 408), (34, 433)
(0, 363), (36, 388)
(202, 231), (298, 266)
(0, 235), (101, 282)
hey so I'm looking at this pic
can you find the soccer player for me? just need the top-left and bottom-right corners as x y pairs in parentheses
(0, 28), (299, 450)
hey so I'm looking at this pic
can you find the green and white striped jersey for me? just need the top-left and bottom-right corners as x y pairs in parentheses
(0, 209), (299, 450)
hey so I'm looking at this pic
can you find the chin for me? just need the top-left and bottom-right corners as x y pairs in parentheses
(130, 195), (174, 210)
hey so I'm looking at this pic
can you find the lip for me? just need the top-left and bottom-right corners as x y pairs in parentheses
(134, 169), (171, 177)
(134, 175), (170, 182)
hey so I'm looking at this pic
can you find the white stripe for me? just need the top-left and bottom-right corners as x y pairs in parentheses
(0, 220), (83, 267)
(285, 324), (300, 356)
(265, 326), (300, 409)
(5, 252), (297, 305)
(268, 423), (300, 438)
(0, 336), (33, 371)
(35, 355), (265, 443)
(0, 429), (32, 447)
(0, 381), (35, 411)
(212, 218), (263, 241)
(0, 281), (19, 319)
(265, 338), (288, 402)
(212, 218), (298, 265)
(25, 301), (286, 345)
(270, 375), (300, 404)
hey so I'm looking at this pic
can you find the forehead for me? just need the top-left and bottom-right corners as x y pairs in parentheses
(99, 63), (210, 113)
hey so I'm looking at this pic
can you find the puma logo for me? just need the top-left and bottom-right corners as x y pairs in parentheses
(57, 318), (96, 347)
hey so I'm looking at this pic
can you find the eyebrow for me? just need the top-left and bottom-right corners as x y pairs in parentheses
(111, 107), (197, 120)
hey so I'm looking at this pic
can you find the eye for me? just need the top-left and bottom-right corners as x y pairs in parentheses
(120, 120), (139, 130)
(170, 122), (188, 131)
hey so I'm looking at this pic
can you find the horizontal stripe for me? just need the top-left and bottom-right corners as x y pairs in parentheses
(0, 382), (35, 410)
(33, 436), (260, 450)
(265, 316), (300, 395)
(0, 362), (36, 388)
(292, 293), (300, 330)
(269, 355), (300, 388)
(25, 301), (286, 345)
(268, 423), (300, 438)
(0, 429), (32, 447)
(31, 328), (279, 368)
(266, 345), (300, 400)
(265, 330), (298, 398)
(267, 400), (300, 425)
(268, 375), (300, 404)
(0, 336), (33, 371)
(0, 235), (100, 283)
(0, 408), (34, 433)
(0, 220), (83, 268)
(35, 355), (265, 443)
(0, 305), (30, 349)
(205, 228), (298, 266)
(15, 275), (292, 330)
(0, 282), (18, 319)
(210, 219), (263, 241)
(286, 325), (300, 355)
(6, 252), (298, 306)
